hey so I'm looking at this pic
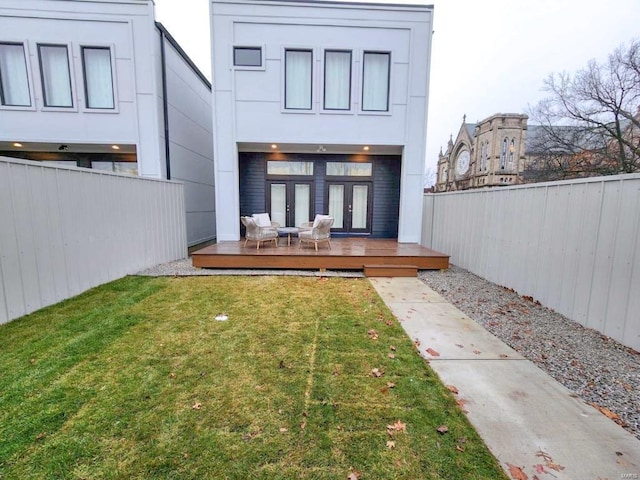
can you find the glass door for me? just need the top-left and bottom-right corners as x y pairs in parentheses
(268, 181), (313, 227)
(327, 181), (372, 234)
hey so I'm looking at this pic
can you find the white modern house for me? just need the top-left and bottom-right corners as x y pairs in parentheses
(0, 0), (215, 248)
(210, 0), (434, 243)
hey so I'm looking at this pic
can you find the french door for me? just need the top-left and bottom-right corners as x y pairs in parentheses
(326, 181), (372, 234)
(268, 181), (313, 227)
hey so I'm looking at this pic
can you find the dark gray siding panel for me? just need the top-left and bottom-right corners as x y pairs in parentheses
(372, 156), (401, 238)
(239, 152), (401, 238)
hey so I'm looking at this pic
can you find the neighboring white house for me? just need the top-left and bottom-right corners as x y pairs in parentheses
(210, 0), (434, 242)
(0, 0), (215, 248)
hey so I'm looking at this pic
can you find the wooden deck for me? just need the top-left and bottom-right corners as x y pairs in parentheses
(192, 238), (449, 274)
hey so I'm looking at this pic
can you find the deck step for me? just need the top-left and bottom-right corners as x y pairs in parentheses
(364, 264), (418, 277)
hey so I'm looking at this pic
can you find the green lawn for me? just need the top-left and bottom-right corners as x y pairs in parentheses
(0, 275), (507, 479)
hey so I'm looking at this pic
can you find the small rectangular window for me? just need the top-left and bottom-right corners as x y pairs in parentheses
(267, 161), (314, 176)
(326, 162), (372, 177)
(82, 47), (114, 109)
(324, 50), (351, 110)
(0, 43), (31, 106)
(362, 51), (390, 112)
(233, 47), (262, 67)
(38, 44), (73, 108)
(285, 49), (312, 110)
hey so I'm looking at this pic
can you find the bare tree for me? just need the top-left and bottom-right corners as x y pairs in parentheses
(526, 39), (640, 180)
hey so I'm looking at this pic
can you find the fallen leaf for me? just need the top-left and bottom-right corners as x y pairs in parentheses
(456, 398), (468, 412)
(192, 402), (202, 410)
(455, 343), (464, 348)
(500, 354), (509, 358)
(436, 425), (448, 434)
(413, 339), (421, 348)
(533, 464), (546, 474)
(367, 329), (379, 340)
(589, 402), (619, 420)
(388, 353), (396, 359)
(279, 427), (288, 433)
(35, 432), (46, 441)
(386, 440), (396, 449)
(390, 345), (397, 351)
(387, 420), (407, 435)
(347, 469), (361, 480)
(300, 421), (307, 430)
(371, 368), (384, 378)
(425, 348), (440, 357)
(380, 387), (389, 394)
(455, 445), (465, 452)
(387, 382), (396, 388)
(506, 463), (528, 480)
(183, 452), (190, 459)
(385, 320), (394, 326)
(472, 350), (482, 355)
(169, 372), (176, 379)
(446, 385), (459, 395)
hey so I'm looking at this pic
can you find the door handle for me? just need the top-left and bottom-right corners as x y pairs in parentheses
(348, 204), (352, 213)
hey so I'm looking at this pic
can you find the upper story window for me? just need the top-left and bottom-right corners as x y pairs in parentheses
(38, 44), (73, 108)
(362, 51), (390, 112)
(0, 42), (31, 107)
(323, 50), (351, 110)
(82, 47), (114, 109)
(509, 138), (515, 166)
(500, 137), (507, 169)
(285, 49), (312, 110)
(234, 46), (262, 67)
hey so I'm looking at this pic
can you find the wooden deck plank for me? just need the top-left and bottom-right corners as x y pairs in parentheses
(192, 238), (449, 271)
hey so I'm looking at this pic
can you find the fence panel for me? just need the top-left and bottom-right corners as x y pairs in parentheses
(0, 158), (187, 324)
(423, 173), (640, 351)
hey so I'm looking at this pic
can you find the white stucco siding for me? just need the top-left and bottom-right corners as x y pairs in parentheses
(162, 36), (216, 246)
(211, 0), (433, 242)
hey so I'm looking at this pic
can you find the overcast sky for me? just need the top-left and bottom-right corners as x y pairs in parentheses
(154, 0), (640, 176)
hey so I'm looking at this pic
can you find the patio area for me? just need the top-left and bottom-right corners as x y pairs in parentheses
(191, 238), (449, 276)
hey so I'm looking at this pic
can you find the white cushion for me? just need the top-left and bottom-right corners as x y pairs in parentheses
(312, 214), (332, 228)
(253, 213), (271, 227)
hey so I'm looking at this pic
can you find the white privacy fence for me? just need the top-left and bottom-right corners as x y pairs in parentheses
(423, 174), (640, 352)
(0, 158), (187, 324)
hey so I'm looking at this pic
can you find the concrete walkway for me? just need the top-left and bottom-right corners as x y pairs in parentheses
(370, 277), (640, 480)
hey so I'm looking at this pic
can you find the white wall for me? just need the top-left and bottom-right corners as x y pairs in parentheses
(161, 33), (216, 247)
(210, 0), (433, 242)
(0, 0), (165, 177)
(0, 158), (187, 325)
(422, 174), (640, 352)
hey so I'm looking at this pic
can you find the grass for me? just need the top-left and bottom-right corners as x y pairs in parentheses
(0, 275), (507, 479)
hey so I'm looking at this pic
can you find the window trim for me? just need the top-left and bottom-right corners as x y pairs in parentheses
(0, 41), (35, 111)
(283, 47), (314, 112)
(232, 45), (265, 70)
(37, 42), (76, 111)
(81, 45), (116, 111)
(322, 49), (353, 113)
(360, 50), (391, 114)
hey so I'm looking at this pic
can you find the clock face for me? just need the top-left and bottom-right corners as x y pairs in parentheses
(456, 150), (470, 176)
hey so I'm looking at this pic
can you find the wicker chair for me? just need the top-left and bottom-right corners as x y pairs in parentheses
(240, 216), (278, 250)
(298, 216), (334, 251)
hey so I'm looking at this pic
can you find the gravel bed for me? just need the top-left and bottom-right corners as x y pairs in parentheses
(419, 265), (640, 441)
(136, 258), (364, 278)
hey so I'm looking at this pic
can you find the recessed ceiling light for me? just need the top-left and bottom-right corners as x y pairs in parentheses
(13, 142), (23, 148)
(271, 144), (277, 149)
(111, 145), (120, 150)
(363, 146), (370, 151)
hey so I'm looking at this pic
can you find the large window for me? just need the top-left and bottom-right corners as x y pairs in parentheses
(500, 137), (507, 169)
(234, 46), (262, 67)
(326, 162), (372, 176)
(324, 50), (351, 110)
(38, 44), (73, 107)
(285, 49), (312, 110)
(0, 43), (31, 106)
(82, 47), (114, 109)
(362, 51), (390, 112)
